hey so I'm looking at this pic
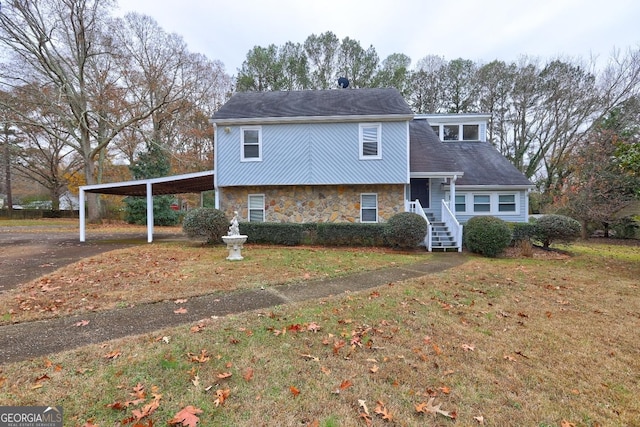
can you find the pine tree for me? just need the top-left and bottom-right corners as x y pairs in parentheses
(123, 143), (179, 226)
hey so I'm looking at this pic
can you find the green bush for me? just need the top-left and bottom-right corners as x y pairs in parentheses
(464, 216), (512, 257)
(383, 212), (428, 249)
(532, 214), (581, 248)
(317, 223), (387, 246)
(182, 208), (228, 244)
(239, 222), (314, 246)
(510, 221), (537, 244)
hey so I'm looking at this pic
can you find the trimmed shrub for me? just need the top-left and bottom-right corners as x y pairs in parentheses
(532, 214), (581, 248)
(510, 221), (537, 244)
(384, 212), (428, 249)
(317, 223), (387, 246)
(182, 208), (228, 244)
(464, 216), (512, 257)
(239, 222), (313, 246)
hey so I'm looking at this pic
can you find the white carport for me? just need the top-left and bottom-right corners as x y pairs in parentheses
(79, 170), (215, 243)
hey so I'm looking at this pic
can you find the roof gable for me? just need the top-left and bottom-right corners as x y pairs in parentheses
(409, 119), (532, 187)
(212, 88), (414, 122)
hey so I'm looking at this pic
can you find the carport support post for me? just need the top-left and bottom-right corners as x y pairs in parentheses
(146, 182), (154, 243)
(79, 188), (86, 242)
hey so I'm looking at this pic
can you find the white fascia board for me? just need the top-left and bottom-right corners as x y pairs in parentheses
(410, 172), (465, 178)
(446, 184), (535, 190)
(80, 170), (215, 192)
(212, 114), (415, 126)
(415, 113), (491, 123)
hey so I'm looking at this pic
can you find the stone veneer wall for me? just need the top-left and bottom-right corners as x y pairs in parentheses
(220, 184), (405, 223)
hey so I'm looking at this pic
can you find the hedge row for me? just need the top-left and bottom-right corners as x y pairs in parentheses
(239, 221), (388, 246)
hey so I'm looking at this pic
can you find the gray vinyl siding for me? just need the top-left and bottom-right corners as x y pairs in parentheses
(216, 121), (409, 186)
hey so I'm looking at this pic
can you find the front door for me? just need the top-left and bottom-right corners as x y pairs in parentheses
(410, 178), (430, 209)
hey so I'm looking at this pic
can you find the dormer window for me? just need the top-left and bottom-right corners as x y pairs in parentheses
(438, 124), (480, 141)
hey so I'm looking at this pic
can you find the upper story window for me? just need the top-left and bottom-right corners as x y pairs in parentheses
(241, 126), (262, 161)
(359, 123), (381, 159)
(432, 123), (482, 142)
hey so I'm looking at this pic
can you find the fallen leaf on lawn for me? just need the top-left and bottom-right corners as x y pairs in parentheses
(103, 350), (121, 359)
(81, 421), (98, 427)
(438, 386), (451, 394)
(561, 421), (576, 427)
(238, 367), (253, 382)
(300, 353), (319, 362)
(321, 366), (331, 375)
(432, 344), (442, 355)
(474, 415), (485, 424)
(31, 384), (43, 390)
(217, 372), (232, 380)
(132, 398), (160, 420)
(307, 322), (321, 332)
(461, 344), (475, 351)
(358, 399), (372, 425)
(214, 389), (230, 406)
(187, 350), (210, 363)
(168, 405), (203, 427)
(415, 397), (457, 419)
(191, 375), (200, 387)
(374, 401), (393, 421)
(369, 365), (379, 373)
(174, 299), (188, 304)
(174, 307), (188, 314)
(35, 374), (50, 382)
(190, 323), (206, 333)
(332, 379), (353, 394)
(333, 340), (346, 354)
(503, 355), (516, 362)
(290, 386), (300, 397)
(75, 320), (90, 327)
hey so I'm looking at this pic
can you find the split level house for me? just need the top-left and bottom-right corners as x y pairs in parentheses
(211, 88), (533, 251)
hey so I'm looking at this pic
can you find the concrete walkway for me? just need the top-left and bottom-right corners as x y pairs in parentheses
(0, 253), (465, 364)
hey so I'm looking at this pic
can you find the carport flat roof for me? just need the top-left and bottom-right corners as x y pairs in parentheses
(79, 170), (215, 243)
(80, 170), (215, 196)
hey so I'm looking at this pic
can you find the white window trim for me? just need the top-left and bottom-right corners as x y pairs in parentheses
(248, 194), (265, 222)
(447, 192), (519, 215)
(360, 193), (378, 223)
(454, 193), (467, 214)
(432, 122), (485, 142)
(359, 123), (382, 160)
(241, 126), (262, 162)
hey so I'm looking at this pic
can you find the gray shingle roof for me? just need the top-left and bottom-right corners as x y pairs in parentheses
(212, 88), (413, 120)
(410, 119), (532, 187)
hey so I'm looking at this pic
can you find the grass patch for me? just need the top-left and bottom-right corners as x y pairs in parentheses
(0, 241), (638, 425)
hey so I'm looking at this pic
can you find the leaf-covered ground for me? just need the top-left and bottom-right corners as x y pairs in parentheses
(0, 242), (424, 325)
(1, 240), (638, 426)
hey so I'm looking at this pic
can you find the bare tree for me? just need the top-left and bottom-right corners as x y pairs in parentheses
(0, 1), (231, 221)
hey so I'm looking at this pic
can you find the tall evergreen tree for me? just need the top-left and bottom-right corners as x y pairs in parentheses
(123, 143), (179, 226)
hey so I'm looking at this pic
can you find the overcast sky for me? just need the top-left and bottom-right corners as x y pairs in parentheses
(118, 0), (639, 75)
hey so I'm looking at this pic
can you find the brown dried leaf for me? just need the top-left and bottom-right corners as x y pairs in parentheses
(168, 405), (203, 427)
(415, 397), (457, 419)
(213, 388), (230, 407)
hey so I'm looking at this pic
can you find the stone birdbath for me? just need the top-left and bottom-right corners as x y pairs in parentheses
(221, 211), (247, 261)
